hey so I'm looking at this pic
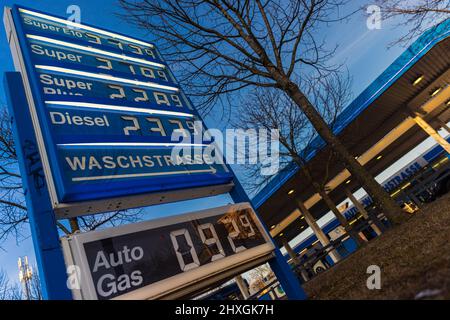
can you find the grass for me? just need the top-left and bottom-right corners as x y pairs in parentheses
(303, 193), (450, 300)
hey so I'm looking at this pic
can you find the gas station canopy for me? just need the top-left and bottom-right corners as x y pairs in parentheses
(252, 20), (450, 246)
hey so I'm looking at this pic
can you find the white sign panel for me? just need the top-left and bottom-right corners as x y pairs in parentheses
(62, 203), (275, 300)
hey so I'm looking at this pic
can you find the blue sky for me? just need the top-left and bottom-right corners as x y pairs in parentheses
(0, 0), (422, 285)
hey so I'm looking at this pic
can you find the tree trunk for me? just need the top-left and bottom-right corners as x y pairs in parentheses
(69, 218), (80, 233)
(283, 81), (407, 225)
(297, 165), (365, 247)
(316, 187), (366, 248)
(281, 238), (300, 266)
(345, 187), (384, 236)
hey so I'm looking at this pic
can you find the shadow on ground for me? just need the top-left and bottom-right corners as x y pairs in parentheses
(303, 193), (450, 300)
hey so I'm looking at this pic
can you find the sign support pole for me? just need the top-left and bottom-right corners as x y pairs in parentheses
(4, 72), (72, 300)
(229, 175), (307, 300)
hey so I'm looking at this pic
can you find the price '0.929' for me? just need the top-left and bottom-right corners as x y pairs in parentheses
(170, 213), (257, 272)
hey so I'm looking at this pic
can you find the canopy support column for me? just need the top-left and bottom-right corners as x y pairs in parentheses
(282, 238), (309, 282)
(411, 113), (450, 154)
(296, 199), (342, 264)
(345, 188), (382, 236)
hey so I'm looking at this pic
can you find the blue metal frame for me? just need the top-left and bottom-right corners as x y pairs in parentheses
(12, 5), (67, 202)
(4, 72), (72, 300)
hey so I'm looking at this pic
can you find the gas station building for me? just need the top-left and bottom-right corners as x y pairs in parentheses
(251, 19), (450, 273)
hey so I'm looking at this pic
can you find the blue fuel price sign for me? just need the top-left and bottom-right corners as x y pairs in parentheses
(5, 6), (234, 217)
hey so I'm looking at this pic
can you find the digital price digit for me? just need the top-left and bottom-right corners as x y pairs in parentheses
(169, 120), (188, 137)
(197, 223), (226, 262)
(186, 121), (199, 135)
(145, 48), (157, 59)
(122, 62), (137, 75)
(239, 214), (256, 237)
(95, 56), (168, 81)
(147, 118), (167, 136)
(140, 67), (156, 79)
(169, 214), (259, 272)
(108, 38), (124, 50)
(171, 94), (183, 107)
(121, 116), (141, 136)
(221, 216), (246, 253)
(86, 32), (101, 45)
(170, 229), (200, 272)
(132, 88), (149, 102)
(157, 70), (168, 82)
(129, 43), (143, 55)
(108, 84), (126, 99)
(96, 57), (113, 70)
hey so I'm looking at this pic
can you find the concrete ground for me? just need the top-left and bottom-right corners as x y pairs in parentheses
(303, 193), (450, 300)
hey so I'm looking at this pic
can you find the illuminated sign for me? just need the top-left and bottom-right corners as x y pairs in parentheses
(5, 6), (234, 217)
(61, 203), (275, 300)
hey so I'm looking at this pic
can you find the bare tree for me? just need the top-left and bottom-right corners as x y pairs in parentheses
(235, 71), (365, 246)
(0, 108), (144, 247)
(375, 0), (450, 45)
(120, 0), (406, 225)
(236, 72), (349, 192)
(0, 268), (39, 301)
(0, 269), (10, 300)
(0, 109), (27, 246)
(0, 269), (22, 300)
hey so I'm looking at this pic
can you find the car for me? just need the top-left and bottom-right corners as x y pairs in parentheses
(431, 169), (450, 198)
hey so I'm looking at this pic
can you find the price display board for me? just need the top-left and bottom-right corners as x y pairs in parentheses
(4, 6), (234, 218)
(61, 203), (275, 300)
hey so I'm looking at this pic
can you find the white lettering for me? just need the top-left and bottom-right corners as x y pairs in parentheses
(31, 44), (83, 63)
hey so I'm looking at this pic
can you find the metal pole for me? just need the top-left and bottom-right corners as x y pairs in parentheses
(235, 275), (250, 300)
(4, 73), (72, 300)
